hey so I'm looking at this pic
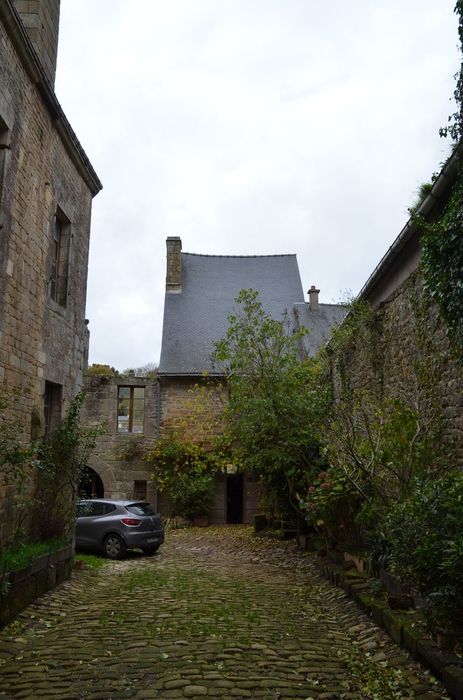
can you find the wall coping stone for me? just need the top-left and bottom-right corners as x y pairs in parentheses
(311, 551), (463, 699)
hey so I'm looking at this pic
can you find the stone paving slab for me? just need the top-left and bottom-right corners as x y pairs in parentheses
(0, 527), (449, 699)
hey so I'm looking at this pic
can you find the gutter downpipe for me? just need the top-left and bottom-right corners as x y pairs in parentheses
(154, 374), (162, 513)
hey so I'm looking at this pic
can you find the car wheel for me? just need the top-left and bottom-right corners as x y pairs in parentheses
(142, 545), (159, 556)
(103, 534), (127, 560)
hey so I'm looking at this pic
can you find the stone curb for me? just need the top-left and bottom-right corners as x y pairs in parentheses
(314, 557), (463, 700)
(0, 545), (73, 629)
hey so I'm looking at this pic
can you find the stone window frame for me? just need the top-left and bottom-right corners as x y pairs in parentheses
(117, 386), (145, 434)
(49, 206), (71, 308)
(0, 117), (11, 208)
(44, 380), (62, 437)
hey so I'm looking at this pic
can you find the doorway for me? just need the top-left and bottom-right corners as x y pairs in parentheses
(79, 467), (104, 498)
(226, 473), (243, 523)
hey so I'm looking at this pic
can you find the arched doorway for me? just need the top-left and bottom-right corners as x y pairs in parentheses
(79, 466), (104, 498)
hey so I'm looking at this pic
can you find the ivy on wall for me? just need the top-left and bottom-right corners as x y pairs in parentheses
(420, 173), (463, 354)
(419, 1), (463, 356)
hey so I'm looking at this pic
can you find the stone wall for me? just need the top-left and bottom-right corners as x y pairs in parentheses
(0, 3), (100, 546)
(81, 375), (158, 504)
(332, 271), (463, 466)
(159, 376), (226, 443)
(13, 0), (60, 86)
(158, 376), (261, 523)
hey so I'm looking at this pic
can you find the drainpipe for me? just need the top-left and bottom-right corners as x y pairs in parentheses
(156, 375), (161, 439)
(154, 374), (162, 513)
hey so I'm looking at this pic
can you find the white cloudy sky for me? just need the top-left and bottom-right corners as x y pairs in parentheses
(54, 0), (459, 371)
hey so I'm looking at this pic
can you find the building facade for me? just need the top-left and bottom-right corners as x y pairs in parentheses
(80, 374), (158, 505)
(0, 1), (102, 544)
(157, 237), (346, 524)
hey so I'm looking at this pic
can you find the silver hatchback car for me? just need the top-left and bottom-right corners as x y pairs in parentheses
(76, 499), (164, 559)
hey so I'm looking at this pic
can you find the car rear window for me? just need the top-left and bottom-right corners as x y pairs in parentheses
(126, 502), (155, 516)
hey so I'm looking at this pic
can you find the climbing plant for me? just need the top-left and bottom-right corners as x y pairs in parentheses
(439, 1), (463, 141)
(420, 1), (463, 355)
(34, 392), (104, 539)
(0, 387), (34, 488)
(420, 174), (463, 354)
(145, 437), (223, 518)
(299, 286), (448, 550)
(0, 387), (35, 549)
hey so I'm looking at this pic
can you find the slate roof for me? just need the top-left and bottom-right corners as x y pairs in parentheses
(158, 251), (346, 375)
(294, 303), (348, 357)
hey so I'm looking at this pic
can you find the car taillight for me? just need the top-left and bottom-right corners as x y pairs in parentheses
(121, 518), (141, 526)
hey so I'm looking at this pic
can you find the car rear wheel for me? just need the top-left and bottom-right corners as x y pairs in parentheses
(103, 534), (127, 560)
(142, 545), (159, 556)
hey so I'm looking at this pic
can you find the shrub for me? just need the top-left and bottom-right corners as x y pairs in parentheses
(169, 472), (216, 519)
(146, 437), (221, 519)
(386, 471), (463, 632)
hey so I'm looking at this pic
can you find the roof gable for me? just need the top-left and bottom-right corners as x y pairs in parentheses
(158, 248), (346, 375)
(159, 253), (305, 375)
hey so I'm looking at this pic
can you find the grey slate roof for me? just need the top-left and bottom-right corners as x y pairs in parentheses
(294, 303), (347, 357)
(158, 252), (346, 375)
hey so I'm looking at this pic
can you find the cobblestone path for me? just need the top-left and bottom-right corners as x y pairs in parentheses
(0, 527), (449, 699)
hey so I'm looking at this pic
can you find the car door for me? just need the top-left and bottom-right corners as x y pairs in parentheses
(75, 501), (107, 548)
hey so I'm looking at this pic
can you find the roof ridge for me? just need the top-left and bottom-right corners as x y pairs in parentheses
(182, 252), (297, 259)
(294, 301), (346, 308)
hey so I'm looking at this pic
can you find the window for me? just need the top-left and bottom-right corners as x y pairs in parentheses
(0, 119), (10, 202)
(50, 208), (70, 307)
(77, 501), (115, 517)
(126, 502), (154, 516)
(133, 480), (147, 500)
(117, 386), (144, 433)
(44, 381), (62, 437)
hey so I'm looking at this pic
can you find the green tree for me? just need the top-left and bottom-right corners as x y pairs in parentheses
(213, 289), (329, 515)
(86, 364), (119, 377)
(34, 392), (104, 540)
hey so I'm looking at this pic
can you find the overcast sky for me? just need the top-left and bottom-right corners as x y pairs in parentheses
(55, 0), (459, 371)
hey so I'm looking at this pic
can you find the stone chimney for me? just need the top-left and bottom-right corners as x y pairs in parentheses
(166, 237), (182, 293)
(308, 284), (320, 311)
(14, 0), (61, 87)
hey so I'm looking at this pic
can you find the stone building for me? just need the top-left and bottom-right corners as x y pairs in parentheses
(158, 237), (347, 523)
(0, 1), (102, 543)
(80, 374), (158, 505)
(331, 149), (462, 465)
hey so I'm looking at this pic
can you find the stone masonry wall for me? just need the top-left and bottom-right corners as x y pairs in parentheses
(14, 0), (60, 86)
(333, 272), (463, 466)
(80, 376), (158, 504)
(0, 8), (97, 545)
(0, 9), (93, 428)
(158, 376), (261, 523)
(159, 376), (227, 443)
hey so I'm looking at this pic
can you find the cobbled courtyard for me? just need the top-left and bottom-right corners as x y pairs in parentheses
(0, 527), (449, 699)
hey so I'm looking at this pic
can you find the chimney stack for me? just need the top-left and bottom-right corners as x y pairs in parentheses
(166, 237), (182, 293)
(14, 0), (61, 87)
(308, 285), (320, 311)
